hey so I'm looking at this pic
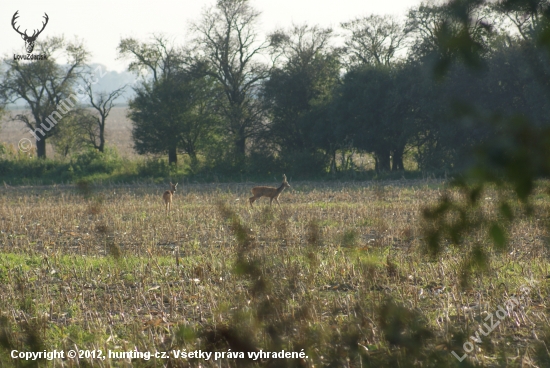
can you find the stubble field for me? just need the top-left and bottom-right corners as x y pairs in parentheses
(0, 180), (549, 367)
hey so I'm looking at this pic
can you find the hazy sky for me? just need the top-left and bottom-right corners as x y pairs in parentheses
(2, 0), (422, 72)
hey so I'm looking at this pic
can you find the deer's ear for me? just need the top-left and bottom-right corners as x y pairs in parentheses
(21, 34), (26, 40)
(175, 183), (178, 187)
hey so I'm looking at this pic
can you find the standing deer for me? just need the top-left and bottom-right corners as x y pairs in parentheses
(249, 174), (290, 208)
(12, 11), (49, 54)
(163, 182), (178, 213)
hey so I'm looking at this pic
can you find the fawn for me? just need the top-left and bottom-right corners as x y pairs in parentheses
(163, 182), (178, 213)
(249, 174), (290, 208)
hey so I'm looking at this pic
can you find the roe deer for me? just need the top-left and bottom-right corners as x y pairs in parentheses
(163, 182), (178, 213)
(249, 174), (290, 208)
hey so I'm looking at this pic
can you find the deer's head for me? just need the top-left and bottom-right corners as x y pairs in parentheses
(282, 174), (290, 188)
(12, 11), (49, 54)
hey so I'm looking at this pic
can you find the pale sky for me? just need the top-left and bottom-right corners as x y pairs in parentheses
(1, 0), (422, 72)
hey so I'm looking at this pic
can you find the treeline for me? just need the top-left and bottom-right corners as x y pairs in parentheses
(2, 0), (550, 179)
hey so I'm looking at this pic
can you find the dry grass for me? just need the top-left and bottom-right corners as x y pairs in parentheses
(0, 180), (549, 367)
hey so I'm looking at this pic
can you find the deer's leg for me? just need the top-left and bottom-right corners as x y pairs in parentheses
(275, 198), (281, 208)
(249, 196), (256, 206)
(270, 197), (274, 206)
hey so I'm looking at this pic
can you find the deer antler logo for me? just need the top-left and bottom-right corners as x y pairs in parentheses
(12, 11), (49, 54)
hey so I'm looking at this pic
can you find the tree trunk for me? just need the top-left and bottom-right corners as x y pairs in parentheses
(99, 124), (105, 153)
(375, 150), (391, 172)
(391, 146), (404, 171)
(331, 150), (338, 173)
(188, 149), (199, 172)
(168, 148), (177, 164)
(36, 138), (46, 158)
(235, 134), (246, 157)
(188, 149), (197, 162)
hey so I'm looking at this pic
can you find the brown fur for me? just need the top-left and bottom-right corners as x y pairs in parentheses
(163, 182), (178, 213)
(249, 174), (290, 208)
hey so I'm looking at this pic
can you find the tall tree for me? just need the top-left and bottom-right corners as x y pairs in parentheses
(129, 70), (221, 164)
(191, 0), (270, 160)
(83, 82), (126, 152)
(339, 14), (411, 171)
(264, 25), (340, 150)
(341, 14), (409, 68)
(493, 0), (550, 41)
(262, 24), (341, 173)
(332, 66), (394, 172)
(419, 0), (550, 287)
(0, 37), (89, 158)
(118, 35), (180, 84)
(118, 35), (184, 163)
(405, 1), (494, 68)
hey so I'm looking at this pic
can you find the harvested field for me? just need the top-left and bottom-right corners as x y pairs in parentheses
(0, 180), (548, 367)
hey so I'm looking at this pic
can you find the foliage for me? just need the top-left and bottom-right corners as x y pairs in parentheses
(5, 0), (549, 178)
(0, 147), (126, 184)
(341, 14), (409, 67)
(191, 0), (270, 158)
(329, 65), (414, 172)
(50, 109), (96, 157)
(262, 24), (340, 174)
(117, 35), (178, 83)
(129, 71), (221, 164)
(421, 0), (550, 283)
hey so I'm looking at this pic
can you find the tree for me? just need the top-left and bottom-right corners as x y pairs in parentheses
(418, 0), (550, 293)
(262, 24), (341, 173)
(407, 12), (550, 172)
(341, 14), (409, 68)
(493, 0), (550, 41)
(118, 35), (184, 164)
(405, 1), (495, 71)
(264, 25), (340, 150)
(0, 103), (5, 151)
(331, 66), (394, 172)
(118, 35), (180, 84)
(50, 109), (96, 157)
(83, 82), (126, 152)
(191, 0), (270, 160)
(397, 1), (519, 172)
(0, 37), (89, 158)
(129, 70), (221, 164)
(337, 14), (416, 172)
(389, 63), (434, 171)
